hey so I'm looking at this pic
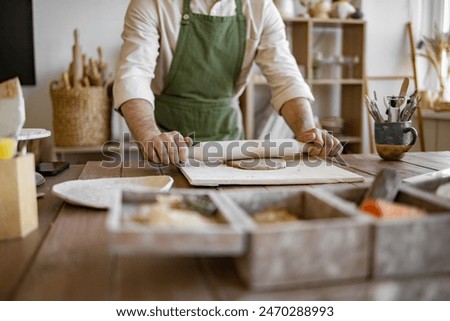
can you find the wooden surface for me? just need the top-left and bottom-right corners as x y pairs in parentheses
(1, 152), (450, 300)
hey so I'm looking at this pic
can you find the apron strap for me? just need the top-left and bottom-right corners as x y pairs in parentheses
(182, 0), (191, 15)
(181, 0), (192, 25)
(183, 0), (244, 17)
(235, 0), (243, 16)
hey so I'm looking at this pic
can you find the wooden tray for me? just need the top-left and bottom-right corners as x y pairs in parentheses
(107, 189), (246, 256)
(221, 188), (371, 289)
(403, 169), (450, 202)
(325, 186), (450, 278)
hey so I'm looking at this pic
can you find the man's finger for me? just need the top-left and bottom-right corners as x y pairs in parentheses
(154, 138), (170, 165)
(184, 136), (194, 147)
(320, 131), (334, 157)
(165, 139), (179, 165)
(173, 133), (189, 163)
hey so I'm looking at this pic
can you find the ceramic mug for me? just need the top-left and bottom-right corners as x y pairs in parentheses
(374, 121), (418, 161)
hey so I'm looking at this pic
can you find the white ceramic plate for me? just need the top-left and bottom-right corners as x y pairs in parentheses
(52, 176), (174, 209)
(436, 182), (450, 199)
(18, 128), (51, 141)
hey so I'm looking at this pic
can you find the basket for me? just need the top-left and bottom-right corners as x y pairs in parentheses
(51, 83), (111, 147)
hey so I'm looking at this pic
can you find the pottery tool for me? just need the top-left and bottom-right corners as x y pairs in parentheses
(384, 96), (406, 122)
(364, 95), (384, 123)
(72, 29), (83, 88)
(393, 77), (410, 121)
(397, 77), (409, 105)
(0, 77), (25, 159)
(400, 95), (421, 122)
(361, 168), (402, 204)
(399, 90), (418, 121)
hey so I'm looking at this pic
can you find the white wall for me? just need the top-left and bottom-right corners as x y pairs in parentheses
(23, 0), (129, 131)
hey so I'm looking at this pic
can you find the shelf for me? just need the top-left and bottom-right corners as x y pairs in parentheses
(284, 17), (365, 26)
(250, 76), (364, 87)
(241, 14), (365, 153)
(310, 79), (364, 85)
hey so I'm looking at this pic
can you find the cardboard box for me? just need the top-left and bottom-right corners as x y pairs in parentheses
(0, 154), (38, 240)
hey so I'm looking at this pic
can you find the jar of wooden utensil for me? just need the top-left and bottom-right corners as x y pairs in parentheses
(50, 29), (111, 147)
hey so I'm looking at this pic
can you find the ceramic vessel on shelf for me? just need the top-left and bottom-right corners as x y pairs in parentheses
(311, 0), (332, 19)
(331, 0), (356, 19)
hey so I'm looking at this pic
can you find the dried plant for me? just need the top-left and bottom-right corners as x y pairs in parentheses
(418, 27), (450, 96)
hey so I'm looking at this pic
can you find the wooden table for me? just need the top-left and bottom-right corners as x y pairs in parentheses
(1, 152), (450, 300)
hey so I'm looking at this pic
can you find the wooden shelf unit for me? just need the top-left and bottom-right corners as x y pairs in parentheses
(241, 18), (366, 153)
(289, 18), (366, 153)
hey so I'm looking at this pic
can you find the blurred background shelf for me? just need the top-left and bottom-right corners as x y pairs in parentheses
(241, 17), (366, 153)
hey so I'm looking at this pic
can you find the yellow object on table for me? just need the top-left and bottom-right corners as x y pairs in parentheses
(0, 137), (16, 159)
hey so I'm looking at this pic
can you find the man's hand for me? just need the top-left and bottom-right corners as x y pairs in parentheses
(298, 128), (343, 157)
(280, 97), (343, 157)
(142, 131), (193, 165)
(120, 99), (193, 165)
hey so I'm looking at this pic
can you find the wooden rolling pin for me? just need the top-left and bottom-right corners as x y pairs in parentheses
(72, 29), (83, 88)
(88, 58), (103, 86)
(97, 46), (107, 80)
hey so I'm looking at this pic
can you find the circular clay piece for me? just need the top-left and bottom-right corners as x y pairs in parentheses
(226, 158), (286, 170)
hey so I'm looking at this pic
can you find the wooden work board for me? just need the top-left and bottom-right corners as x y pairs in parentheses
(180, 158), (365, 186)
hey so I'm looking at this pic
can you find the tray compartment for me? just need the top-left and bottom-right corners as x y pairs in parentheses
(107, 189), (246, 256)
(404, 170), (450, 203)
(326, 186), (450, 277)
(222, 188), (371, 289)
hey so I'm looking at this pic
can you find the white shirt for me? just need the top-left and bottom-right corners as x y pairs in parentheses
(113, 0), (314, 113)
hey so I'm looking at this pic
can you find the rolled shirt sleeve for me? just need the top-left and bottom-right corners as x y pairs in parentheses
(255, 0), (314, 113)
(113, 0), (159, 111)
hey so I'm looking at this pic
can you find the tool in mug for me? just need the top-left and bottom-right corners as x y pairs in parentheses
(402, 97), (421, 122)
(364, 95), (384, 123)
(399, 91), (420, 122)
(364, 95), (377, 120)
(371, 99), (384, 122)
(384, 96), (406, 122)
(397, 77), (409, 106)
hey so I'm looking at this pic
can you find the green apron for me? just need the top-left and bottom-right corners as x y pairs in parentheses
(154, 0), (246, 142)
